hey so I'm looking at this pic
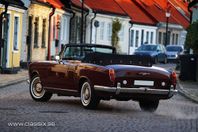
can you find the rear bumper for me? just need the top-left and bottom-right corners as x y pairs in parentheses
(94, 83), (177, 98)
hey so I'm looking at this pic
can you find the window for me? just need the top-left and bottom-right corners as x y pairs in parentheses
(53, 17), (56, 40)
(175, 34), (178, 45)
(70, 17), (76, 43)
(42, 19), (46, 48)
(77, 16), (81, 43)
(172, 33), (175, 44)
(146, 31), (149, 44)
(119, 25), (124, 41)
(158, 32), (162, 44)
(141, 30), (144, 45)
(135, 30), (139, 47)
(27, 16), (32, 44)
(34, 17), (39, 48)
(163, 32), (166, 45)
(100, 22), (105, 40)
(13, 16), (19, 51)
(61, 17), (68, 41)
(107, 23), (112, 41)
(150, 32), (153, 44)
(130, 30), (134, 47)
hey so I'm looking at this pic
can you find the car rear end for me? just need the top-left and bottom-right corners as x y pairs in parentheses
(94, 65), (177, 101)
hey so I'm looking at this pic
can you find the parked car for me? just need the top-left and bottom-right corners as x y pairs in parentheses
(28, 44), (177, 112)
(166, 45), (184, 61)
(134, 44), (167, 64)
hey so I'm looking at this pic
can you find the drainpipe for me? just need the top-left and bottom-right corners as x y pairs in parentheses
(0, 3), (8, 67)
(188, 6), (193, 23)
(47, 6), (55, 60)
(84, 12), (89, 43)
(79, 0), (93, 44)
(90, 12), (96, 44)
(128, 20), (133, 55)
(80, 0), (84, 44)
(69, 11), (75, 43)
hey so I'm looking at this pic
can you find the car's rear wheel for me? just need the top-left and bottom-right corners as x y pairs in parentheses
(80, 81), (100, 109)
(30, 76), (52, 102)
(139, 100), (159, 112)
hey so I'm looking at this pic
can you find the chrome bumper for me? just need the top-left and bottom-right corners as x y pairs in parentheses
(94, 83), (177, 97)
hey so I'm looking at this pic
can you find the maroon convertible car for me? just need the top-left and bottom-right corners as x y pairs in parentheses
(28, 44), (177, 112)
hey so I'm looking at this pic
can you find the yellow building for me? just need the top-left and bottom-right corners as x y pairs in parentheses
(0, 1), (26, 73)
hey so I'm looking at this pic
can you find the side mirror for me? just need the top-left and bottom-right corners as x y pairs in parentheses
(55, 55), (60, 61)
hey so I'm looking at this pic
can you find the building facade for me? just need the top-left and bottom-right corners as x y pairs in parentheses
(189, 1), (198, 23)
(71, 0), (130, 54)
(134, 0), (190, 48)
(20, 0), (71, 62)
(0, 1), (26, 73)
(25, 0), (51, 62)
(129, 24), (157, 54)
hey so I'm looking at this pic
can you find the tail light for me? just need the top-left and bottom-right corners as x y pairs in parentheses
(109, 68), (115, 83)
(171, 71), (177, 88)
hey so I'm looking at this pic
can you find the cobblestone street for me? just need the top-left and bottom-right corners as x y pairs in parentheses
(0, 82), (197, 132)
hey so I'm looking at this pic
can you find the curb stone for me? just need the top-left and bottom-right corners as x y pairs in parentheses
(177, 79), (198, 103)
(0, 77), (28, 89)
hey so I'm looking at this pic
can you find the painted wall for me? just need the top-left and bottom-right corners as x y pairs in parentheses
(129, 24), (157, 54)
(90, 13), (130, 54)
(192, 3), (198, 23)
(28, 3), (51, 61)
(50, 9), (70, 57)
(156, 23), (186, 46)
(20, 0), (31, 62)
(0, 5), (25, 69)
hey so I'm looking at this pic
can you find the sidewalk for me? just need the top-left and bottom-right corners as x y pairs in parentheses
(177, 79), (198, 103)
(0, 70), (28, 88)
(174, 67), (198, 103)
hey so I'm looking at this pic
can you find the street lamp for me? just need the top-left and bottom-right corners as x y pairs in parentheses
(165, 12), (171, 46)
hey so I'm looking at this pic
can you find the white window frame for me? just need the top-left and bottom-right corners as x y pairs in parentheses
(4, 12), (11, 67)
(135, 30), (139, 47)
(100, 21), (105, 41)
(175, 34), (178, 45)
(61, 16), (68, 41)
(119, 25), (124, 41)
(146, 31), (149, 43)
(150, 32), (154, 44)
(130, 29), (134, 47)
(13, 14), (20, 53)
(107, 22), (112, 41)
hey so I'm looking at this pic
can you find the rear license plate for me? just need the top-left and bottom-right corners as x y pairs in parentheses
(134, 80), (154, 86)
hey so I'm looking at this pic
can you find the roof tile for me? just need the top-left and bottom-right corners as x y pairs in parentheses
(115, 0), (156, 25)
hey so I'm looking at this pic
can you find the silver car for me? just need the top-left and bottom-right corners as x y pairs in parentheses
(166, 45), (184, 60)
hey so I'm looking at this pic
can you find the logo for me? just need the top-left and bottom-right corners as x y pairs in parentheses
(137, 72), (151, 76)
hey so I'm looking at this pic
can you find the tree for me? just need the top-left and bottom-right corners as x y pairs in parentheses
(111, 18), (121, 52)
(185, 20), (198, 54)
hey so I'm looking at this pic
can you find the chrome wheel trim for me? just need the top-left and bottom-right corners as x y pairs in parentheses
(30, 77), (45, 99)
(81, 82), (91, 106)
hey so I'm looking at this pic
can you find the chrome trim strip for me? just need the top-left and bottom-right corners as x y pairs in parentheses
(94, 85), (178, 95)
(44, 87), (78, 92)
